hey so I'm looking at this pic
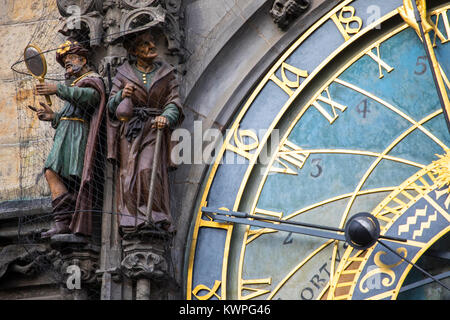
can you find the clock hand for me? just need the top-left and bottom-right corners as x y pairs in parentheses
(399, 270), (450, 293)
(205, 207), (448, 291)
(377, 239), (450, 292)
(401, 0), (450, 132)
(202, 207), (407, 244)
(203, 207), (347, 241)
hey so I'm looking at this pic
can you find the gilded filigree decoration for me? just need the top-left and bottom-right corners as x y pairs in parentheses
(359, 247), (407, 293)
(432, 150), (450, 193)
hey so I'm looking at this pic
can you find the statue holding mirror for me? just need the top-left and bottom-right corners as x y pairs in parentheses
(26, 39), (107, 238)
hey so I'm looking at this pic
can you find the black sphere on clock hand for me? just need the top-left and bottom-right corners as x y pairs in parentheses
(344, 212), (381, 250)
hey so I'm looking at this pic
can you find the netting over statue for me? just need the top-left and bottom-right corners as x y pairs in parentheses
(11, 0), (66, 203)
(6, 0), (185, 300)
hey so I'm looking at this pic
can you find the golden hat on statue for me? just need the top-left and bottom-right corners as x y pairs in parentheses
(55, 39), (89, 67)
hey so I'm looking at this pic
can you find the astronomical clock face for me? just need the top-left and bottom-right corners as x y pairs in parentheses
(186, 0), (450, 300)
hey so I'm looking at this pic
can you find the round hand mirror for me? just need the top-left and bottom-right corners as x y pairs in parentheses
(24, 44), (52, 106)
(24, 44), (47, 78)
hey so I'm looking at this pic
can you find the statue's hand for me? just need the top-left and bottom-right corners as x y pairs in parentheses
(122, 83), (135, 99)
(36, 102), (54, 122)
(35, 82), (57, 96)
(152, 116), (168, 129)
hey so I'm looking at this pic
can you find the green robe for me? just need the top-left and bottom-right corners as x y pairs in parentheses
(44, 83), (100, 180)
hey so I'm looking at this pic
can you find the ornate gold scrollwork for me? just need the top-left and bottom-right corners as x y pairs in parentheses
(359, 247), (407, 293)
(192, 280), (222, 300)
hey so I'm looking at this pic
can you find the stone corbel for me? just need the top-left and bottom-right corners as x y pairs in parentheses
(60, 257), (99, 286)
(120, 230), (170, 281)
(121, 250), (168, 280)
(50, 235), (100, 288)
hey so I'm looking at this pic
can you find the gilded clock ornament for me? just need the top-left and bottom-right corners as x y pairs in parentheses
(327, 159), (450, 299)
(433, 150), (450, 194)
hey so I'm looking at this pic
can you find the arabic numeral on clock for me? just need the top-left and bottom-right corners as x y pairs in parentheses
(283, 232), (293, 245)
(356, 99), (370, 118)
(310, 158), (323, 178)
(414, 56), (427, 75)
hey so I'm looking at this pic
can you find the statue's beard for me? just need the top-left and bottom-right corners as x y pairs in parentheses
(65, 63), (84, 80)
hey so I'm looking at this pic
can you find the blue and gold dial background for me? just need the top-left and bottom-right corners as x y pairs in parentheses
(186, 0), (450, 300)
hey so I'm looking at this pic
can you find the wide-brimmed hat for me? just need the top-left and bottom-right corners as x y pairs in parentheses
(55, 39), (89, 67)
(111, 23), (163, 51)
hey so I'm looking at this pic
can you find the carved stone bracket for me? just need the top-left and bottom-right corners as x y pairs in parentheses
(50, 234), (100, 288)
(121, 250), (168, 280)
(270, 0), (310, 29)
(120, 230), (171, 281)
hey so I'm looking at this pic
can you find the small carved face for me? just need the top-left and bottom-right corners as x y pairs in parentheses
(132, 33), (158, 62)
(271, 0), (288, 16)
(63, 53), (87, 76)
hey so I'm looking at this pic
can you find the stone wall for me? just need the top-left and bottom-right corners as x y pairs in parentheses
(0, 0), (63, 201)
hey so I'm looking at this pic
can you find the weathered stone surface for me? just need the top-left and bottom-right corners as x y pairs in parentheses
(0, 144), (20, 201)
(0, 12), (64, 199)
(0, 0), (58, 25)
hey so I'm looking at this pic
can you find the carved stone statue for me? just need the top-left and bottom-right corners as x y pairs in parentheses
(106, 27), (184, 235)
(270, 0), (310, 29)
(34, 39), (107, 238)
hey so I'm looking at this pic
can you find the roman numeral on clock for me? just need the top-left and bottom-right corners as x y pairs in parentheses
(310, 86), (348, 124)
(270, 140), (309, 175)
(240, 277), (272, 300)
(431, 8), (450, 45)
(246, 208), (284, 244)
(365, 43), (394, 79)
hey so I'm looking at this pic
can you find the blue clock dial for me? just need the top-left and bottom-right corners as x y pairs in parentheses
(186, 0), (450, 300)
